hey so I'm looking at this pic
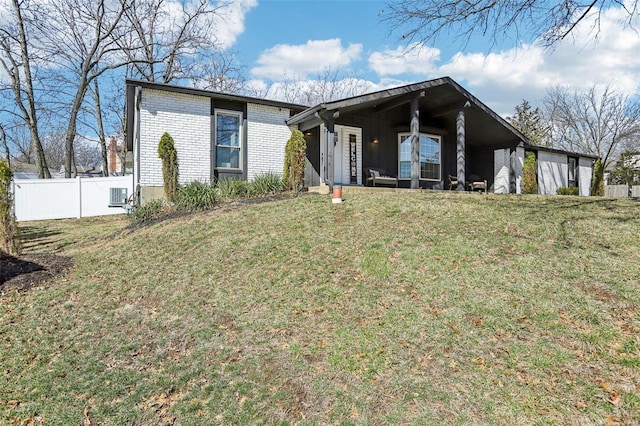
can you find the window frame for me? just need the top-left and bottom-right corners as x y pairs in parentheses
(397, 132), (441, 181)
(214, 109), (243, 171)
(568, 156), (578, 187)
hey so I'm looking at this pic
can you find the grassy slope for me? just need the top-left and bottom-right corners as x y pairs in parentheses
(1, 192), (639, 425)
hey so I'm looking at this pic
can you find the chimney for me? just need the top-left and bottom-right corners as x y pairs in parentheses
(109, 137), (117, 174)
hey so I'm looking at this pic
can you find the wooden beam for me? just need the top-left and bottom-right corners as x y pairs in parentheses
(410, 95), (420, 189)
(456, 108), (466, 191)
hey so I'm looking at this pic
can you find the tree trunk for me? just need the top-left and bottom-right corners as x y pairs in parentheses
(10, 0), (50, 178)
(93, 79), (109, 176)
(0, 125), (10, 168)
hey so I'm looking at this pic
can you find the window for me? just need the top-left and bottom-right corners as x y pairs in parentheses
(215, 110), (242, 169)
(568, 157), (577, 187)
(398, 133), (441, 180)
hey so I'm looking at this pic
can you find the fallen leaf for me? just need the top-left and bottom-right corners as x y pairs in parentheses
(605, 415), (620, 426)
(608, 390), (622, 406)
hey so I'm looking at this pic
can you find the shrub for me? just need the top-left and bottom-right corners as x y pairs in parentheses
(522, 152), (538, 194)
(250, 172), (284, 196)
(177, 181), (217, 211)
(591, 158), (604, 196)
(557, 186), (579, 196)
(130, 199), (165, 223)
(158, 132), (179, 203)
(216, 178), (250, 200)
(283, 130), (307, 191)
(0, 159), (20, 255)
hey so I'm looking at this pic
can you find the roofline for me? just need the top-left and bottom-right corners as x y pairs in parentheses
(287, 76), (529, 144)
(125, 79), (309, 111)
(523, 143), (599, 160)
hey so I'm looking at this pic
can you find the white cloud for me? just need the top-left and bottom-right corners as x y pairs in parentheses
(364, 3), (640, 115)
(212, 0), (258, 49)
(368, 43), (441, 76)
(251, 39), (363, 80)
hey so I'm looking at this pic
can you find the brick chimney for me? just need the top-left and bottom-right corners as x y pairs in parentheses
(109, 137), (117, 174)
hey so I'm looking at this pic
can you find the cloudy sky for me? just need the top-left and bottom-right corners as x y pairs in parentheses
(218, 0), (640, 116)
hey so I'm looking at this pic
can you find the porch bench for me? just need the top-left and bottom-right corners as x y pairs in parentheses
(365, 168), (398, 187)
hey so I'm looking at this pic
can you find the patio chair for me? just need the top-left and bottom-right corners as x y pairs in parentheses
(448, 174), (459, 190)
(468, 175), (488, 193)
(365, 168), (398, 187)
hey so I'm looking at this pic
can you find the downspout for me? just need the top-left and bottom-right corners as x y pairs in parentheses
(133, 86), (142, 206)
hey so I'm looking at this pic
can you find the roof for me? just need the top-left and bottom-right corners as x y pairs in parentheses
(126, 79), (308, 111)
(287, 76), (529, 147)
(524, 144), (599, 160)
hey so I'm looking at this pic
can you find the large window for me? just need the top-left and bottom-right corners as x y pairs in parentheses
(215, 110), (242, 169)
(398, 133), (441, 180)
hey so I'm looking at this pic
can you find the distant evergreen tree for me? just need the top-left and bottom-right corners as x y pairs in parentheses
(507, 100), (551, 147)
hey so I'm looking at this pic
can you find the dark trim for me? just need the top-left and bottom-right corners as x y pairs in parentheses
(523, 143), (599, 160)
(126, 78), (308, 111)
(125, 85), (135, 151)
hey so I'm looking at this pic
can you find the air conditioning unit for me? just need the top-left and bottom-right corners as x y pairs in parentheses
(109, 188), (128, 207)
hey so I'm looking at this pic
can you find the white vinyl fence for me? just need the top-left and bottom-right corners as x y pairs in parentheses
(13, 176), (134, 222)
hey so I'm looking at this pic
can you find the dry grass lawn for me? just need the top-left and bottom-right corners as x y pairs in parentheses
(1, 192), (639, 425)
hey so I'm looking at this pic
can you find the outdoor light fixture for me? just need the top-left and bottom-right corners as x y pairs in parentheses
(371, 136), (379, 144)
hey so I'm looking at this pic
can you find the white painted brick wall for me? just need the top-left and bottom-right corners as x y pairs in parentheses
(246, 103), (292, 180)
(578, 157), (592, 196)
(538, 151), (568, 195)
(139, 89), (211, 186)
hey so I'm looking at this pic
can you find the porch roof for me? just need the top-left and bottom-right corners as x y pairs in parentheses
(287, 76), (529, 148)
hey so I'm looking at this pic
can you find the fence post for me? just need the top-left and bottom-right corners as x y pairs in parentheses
(77, 176), (82, 218)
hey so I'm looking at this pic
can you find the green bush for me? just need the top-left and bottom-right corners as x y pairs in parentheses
(216, 178), (250, 200)
(283, 130), (307, 191)
(130, 199), (165, 223)
(522, 152), (538, 194)
(0, 159), (20, 255)
(177, 181), (217, 211)
(591, 158), (605, 196)
(557, 186), (579, 196)
(250, 172), (284, 196)
(158, 132), (179, 203)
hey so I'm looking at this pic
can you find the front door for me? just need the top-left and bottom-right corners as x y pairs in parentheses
(333, 125), (362, 185)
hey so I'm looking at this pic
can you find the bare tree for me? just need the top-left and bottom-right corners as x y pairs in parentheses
(260, 68), (374, 106)
(544, 84), (640, 168)
(0, 122), (33, 164)
(382, 1), (639, 48)
(0, 124), (9, 167)
(0, 0), (50, 178)
(91, 78), (109, 176)
(38, 0), (132, 178)
(198, 50), (247, 93)
(119, 0), (226, 84)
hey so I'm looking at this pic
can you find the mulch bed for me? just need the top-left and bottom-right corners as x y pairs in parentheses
(0, 253), (73, 294)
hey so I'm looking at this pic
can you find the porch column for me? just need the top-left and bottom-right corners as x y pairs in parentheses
(456, 104), (468, 191)
(326, 127), (335, 188)
(410, 95), (420, 189)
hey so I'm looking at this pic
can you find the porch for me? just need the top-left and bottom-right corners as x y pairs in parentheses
(289, 78), (526, 194)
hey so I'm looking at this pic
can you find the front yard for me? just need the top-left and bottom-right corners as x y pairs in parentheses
(1, 192), (638, 425)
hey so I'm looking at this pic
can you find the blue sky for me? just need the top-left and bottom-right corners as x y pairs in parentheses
(219, 0), (640, 116)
